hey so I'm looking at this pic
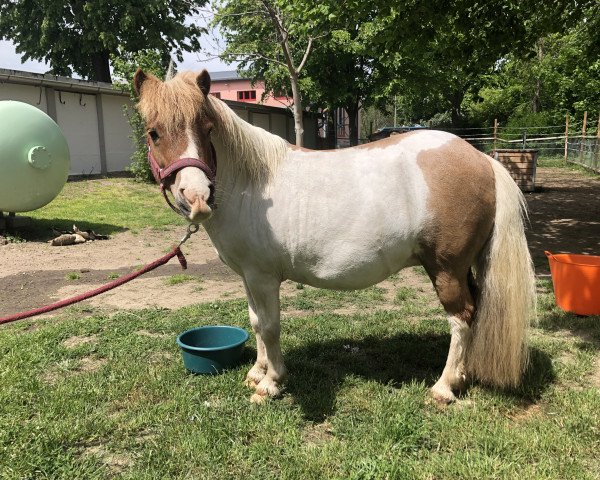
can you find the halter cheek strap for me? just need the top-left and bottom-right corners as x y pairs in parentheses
(147, 140), (217, 217)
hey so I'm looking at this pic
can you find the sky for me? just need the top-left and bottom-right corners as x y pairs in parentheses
(0, 40), (234, 76)
(0, 10), (237, 77)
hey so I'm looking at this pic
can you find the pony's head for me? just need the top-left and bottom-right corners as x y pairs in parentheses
(134, 68), (216, 222)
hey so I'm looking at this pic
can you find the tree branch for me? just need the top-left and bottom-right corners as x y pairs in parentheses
(297, 37), (313, 73)
(221, 51), (288, 68)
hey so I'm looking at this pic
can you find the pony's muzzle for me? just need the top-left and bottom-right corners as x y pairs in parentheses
(180, 187), (213, 222)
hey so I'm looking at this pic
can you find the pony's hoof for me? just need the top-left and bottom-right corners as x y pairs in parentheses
(245, 378), (258, 389)
(430, 384), (456, 405)
(245, 365), (266, 388)
(250, 392), (268, 404)
(255, 377), (283, 398)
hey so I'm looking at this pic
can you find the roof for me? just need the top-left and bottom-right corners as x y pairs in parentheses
(208, 70), (245, 82)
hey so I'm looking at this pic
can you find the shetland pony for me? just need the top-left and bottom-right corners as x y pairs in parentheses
(134, 69), (535, 403)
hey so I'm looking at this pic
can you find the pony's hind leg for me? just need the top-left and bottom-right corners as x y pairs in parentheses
(426, 268), (476, 404)
(243, 273), (287, 403)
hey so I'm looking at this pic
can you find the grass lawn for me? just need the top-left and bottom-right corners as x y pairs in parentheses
(10, 177), (185, 241)
(1, 176), (599, 479)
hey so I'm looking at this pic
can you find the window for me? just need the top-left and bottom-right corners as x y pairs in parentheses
(237, 90), (257, 101)
(211, 92), (221, 99)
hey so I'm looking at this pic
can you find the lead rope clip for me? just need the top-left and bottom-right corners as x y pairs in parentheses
(179, 223), (200, 246)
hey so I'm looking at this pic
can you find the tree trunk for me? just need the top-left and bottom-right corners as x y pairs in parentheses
(91, 50), (112, 83)
(347, 103), (360, 146)
(450, 90), (465, 127)
(290, 72), (304, 146)
(533, 39), (544, 114)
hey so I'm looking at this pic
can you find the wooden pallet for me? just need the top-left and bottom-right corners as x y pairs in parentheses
(493, 149), (538, 192)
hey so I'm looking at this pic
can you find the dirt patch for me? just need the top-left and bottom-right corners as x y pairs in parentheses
(1, 167), (599, 319)
(41, 355), (108, 385)
(82, 444), (133, 476)
(135, 330), (169, 339)
(511, 403), (543, 422)
(301, 421), (335, 447)
(62, 334), (99, 348)
(525, 168), (600, 274)
(591, 356), (600, 389)
(78, 356), (108, 372)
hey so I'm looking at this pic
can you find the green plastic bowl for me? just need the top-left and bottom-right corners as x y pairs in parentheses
(176, 325), (249, 374)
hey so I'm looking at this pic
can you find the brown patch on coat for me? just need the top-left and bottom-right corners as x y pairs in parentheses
(135, 70), (216, 175)
(416, 138), (496, 321)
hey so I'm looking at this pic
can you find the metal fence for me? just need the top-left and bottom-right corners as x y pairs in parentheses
(440, 113), (600, 174)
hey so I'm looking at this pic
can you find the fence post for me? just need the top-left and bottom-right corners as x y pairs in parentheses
(522, 129), (527, 149)
(564, 112), (569, 163)
(493, 118), (498, 152)
(595, 112), (600, 172)
(579, 111), (587, 164)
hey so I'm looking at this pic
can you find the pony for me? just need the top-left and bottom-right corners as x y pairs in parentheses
(134, 69), (536, 404)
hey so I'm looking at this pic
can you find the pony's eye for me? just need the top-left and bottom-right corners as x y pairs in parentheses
(148, 130), (159, 142)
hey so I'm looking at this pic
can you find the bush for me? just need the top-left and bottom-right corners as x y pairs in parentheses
(111, 50), (167, 182)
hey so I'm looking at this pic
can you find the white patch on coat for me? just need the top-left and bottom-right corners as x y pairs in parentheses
(205, 130), (446, 290)
(175, 129), (211, 203)
(179, 129), (200, 160)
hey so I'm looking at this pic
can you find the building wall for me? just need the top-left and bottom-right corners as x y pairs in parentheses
(0, 83), (48, 111)
(101, 96), (137, 172)
(54, 90), (103, 175)
(1, 71), (319, 177)
(211, 78), (292, 109)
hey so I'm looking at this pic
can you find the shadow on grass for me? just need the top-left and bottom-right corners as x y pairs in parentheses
(538, 308), (600, 346)
(3, 217), (127, 242)
(284, 333), (555, 421)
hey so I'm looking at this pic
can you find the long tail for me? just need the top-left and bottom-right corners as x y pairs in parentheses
(466, 158), (536, 388)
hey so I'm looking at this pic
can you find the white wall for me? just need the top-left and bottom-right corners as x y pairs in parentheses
(0, 83), (48, 111)
(101, 95), (135, 172)
(54, 91), (102, 175)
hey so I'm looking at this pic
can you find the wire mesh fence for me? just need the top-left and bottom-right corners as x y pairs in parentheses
(567, 137), (600, 172)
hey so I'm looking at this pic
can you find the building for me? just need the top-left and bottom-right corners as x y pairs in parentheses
(0, 68), (318, 176)
(210, 71), (360, 147)
(209, 71), (293, 109)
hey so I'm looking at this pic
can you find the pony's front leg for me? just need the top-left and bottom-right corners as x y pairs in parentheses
(243, 273), (286, 403)
(243, 280), (267, 388)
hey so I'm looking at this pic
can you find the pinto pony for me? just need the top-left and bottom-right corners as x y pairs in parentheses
(134, 69), (536, 404)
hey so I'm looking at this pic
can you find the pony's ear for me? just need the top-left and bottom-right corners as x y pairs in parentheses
(197, 70), (211, 96)
(133, 68), (147, 97)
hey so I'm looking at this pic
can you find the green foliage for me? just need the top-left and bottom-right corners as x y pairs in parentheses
(21, 178), (183, 242)
(111, 50), (166, 182)
(0, 0), (206, 82)
(371, 0), (595, 127)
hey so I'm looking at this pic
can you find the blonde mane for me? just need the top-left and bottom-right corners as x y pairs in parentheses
(137, 70), (289, 183)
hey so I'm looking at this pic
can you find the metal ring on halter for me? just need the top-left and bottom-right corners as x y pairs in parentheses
(179, 223), (200, 246)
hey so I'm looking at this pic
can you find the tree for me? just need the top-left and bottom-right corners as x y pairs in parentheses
(0, 0), (206, 83)
(370, 0), (590, 126)
(111, 50), (167, 182)
(214, 0), (328, 146)
(461, 0), (600, 128)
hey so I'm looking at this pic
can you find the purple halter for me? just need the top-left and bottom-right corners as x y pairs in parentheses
(147, 139), (217, 216)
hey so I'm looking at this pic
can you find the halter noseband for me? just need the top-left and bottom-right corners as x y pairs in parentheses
(147, 140), (217, 217)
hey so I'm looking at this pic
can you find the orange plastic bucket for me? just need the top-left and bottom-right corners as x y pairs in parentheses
(545, 251), (600, 316)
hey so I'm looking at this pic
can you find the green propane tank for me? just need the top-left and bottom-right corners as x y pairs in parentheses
(0, 101), (70, 212)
